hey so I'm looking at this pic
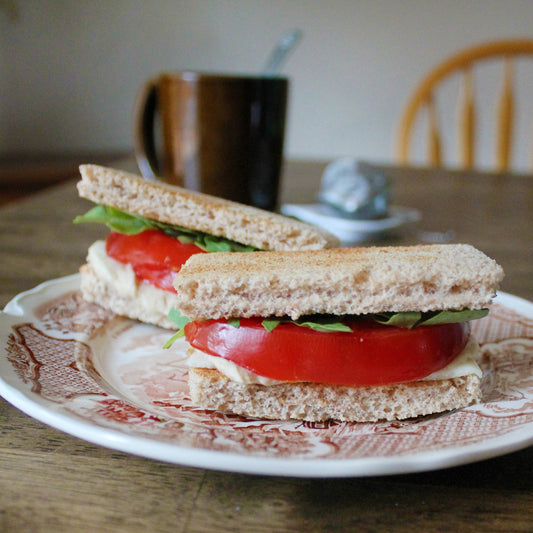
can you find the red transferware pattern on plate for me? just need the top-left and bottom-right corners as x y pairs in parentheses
(0, 275), (532, 475)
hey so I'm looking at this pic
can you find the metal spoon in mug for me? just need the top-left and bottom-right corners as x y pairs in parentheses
(263, 28), (303, 75)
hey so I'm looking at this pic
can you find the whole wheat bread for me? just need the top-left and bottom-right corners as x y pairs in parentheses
(174, 244), (504, 320)
(77, 164), (338, 251)
(188, 367), (481, 422)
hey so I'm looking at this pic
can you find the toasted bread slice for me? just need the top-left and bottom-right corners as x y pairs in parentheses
(77, 164), (338, 251)
(188, 367), (481, 422)
(174, 244), (504, 320)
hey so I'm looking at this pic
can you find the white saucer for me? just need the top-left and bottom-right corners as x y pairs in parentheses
(281, 204), (421, 242)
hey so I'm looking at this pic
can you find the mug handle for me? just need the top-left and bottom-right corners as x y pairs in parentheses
(133, 78), (160, 179)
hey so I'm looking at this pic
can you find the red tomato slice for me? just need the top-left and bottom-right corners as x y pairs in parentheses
(184, 317), (471, 386)
(105, 230), (206, 292)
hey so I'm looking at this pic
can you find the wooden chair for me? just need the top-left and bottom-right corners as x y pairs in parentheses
(396, 39), (533, 171)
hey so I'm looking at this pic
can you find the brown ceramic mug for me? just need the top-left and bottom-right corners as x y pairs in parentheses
(134, 72), (288, 210)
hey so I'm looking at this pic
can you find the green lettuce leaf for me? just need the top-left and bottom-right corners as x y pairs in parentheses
(265, 309), (489, 332)
(73, 205), (149, 234)
(373, 308), (489, 329)
(162, 329), (185, 349)
(372, 311), (422, 328)
(162, 308), (191, 349)
(168, 307), (192, 329)
(163, 306), (489, 348)
(74, 204), (258, 253)
(417, 308), (489, 325)
(261, 316), (353, 333)
(261, 319), (282, 332)
(294, 317), (353, 332)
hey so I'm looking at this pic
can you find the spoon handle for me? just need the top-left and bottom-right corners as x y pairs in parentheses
(263, 28), (303, 75)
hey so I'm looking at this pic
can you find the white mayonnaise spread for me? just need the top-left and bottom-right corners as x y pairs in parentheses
(186, 346), (283, 385)
(87, 240), (138, 295)
(186, 335), (482, 385)
(420, 336), (481, 381)
(87, 240), (177, 313)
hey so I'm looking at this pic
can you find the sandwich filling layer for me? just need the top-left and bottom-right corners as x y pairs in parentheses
(81, 241), (179, 329)
(184, 335), (482, 386)
(169, 313), (482, 386)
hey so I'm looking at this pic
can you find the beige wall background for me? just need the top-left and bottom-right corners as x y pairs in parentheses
(2, 0), (533, 170)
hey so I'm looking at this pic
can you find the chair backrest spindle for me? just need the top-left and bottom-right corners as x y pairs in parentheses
(496, 57), (514, 171)
(426, 95), (442, 166)
(459, 66), (475, 169)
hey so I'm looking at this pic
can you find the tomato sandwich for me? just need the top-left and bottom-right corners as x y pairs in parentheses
(169, 244), (504, 422)
(74, 164), (338, 328)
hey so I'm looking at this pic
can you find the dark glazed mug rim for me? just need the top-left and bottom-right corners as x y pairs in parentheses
(158, 71), (289, 83)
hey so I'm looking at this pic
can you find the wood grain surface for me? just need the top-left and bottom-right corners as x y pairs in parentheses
(0, 160), (532, 532)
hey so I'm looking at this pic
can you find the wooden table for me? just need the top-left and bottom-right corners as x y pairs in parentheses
(1, 160), (532, 532)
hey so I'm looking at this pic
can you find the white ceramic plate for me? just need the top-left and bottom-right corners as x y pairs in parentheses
(280, 204), (421, 242)
(1, 275), (532, 478)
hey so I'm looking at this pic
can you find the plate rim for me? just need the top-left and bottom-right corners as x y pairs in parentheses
(1, 275), (532, 478)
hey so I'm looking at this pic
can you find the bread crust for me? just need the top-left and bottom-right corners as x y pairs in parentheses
(188, 367), (481, 422)
(174, 245), (504, 320)
(77, 164), (338, 251)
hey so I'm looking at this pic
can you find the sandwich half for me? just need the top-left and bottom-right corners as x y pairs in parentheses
(74, 164), (338, 328)
(169, 244), (504, 422)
